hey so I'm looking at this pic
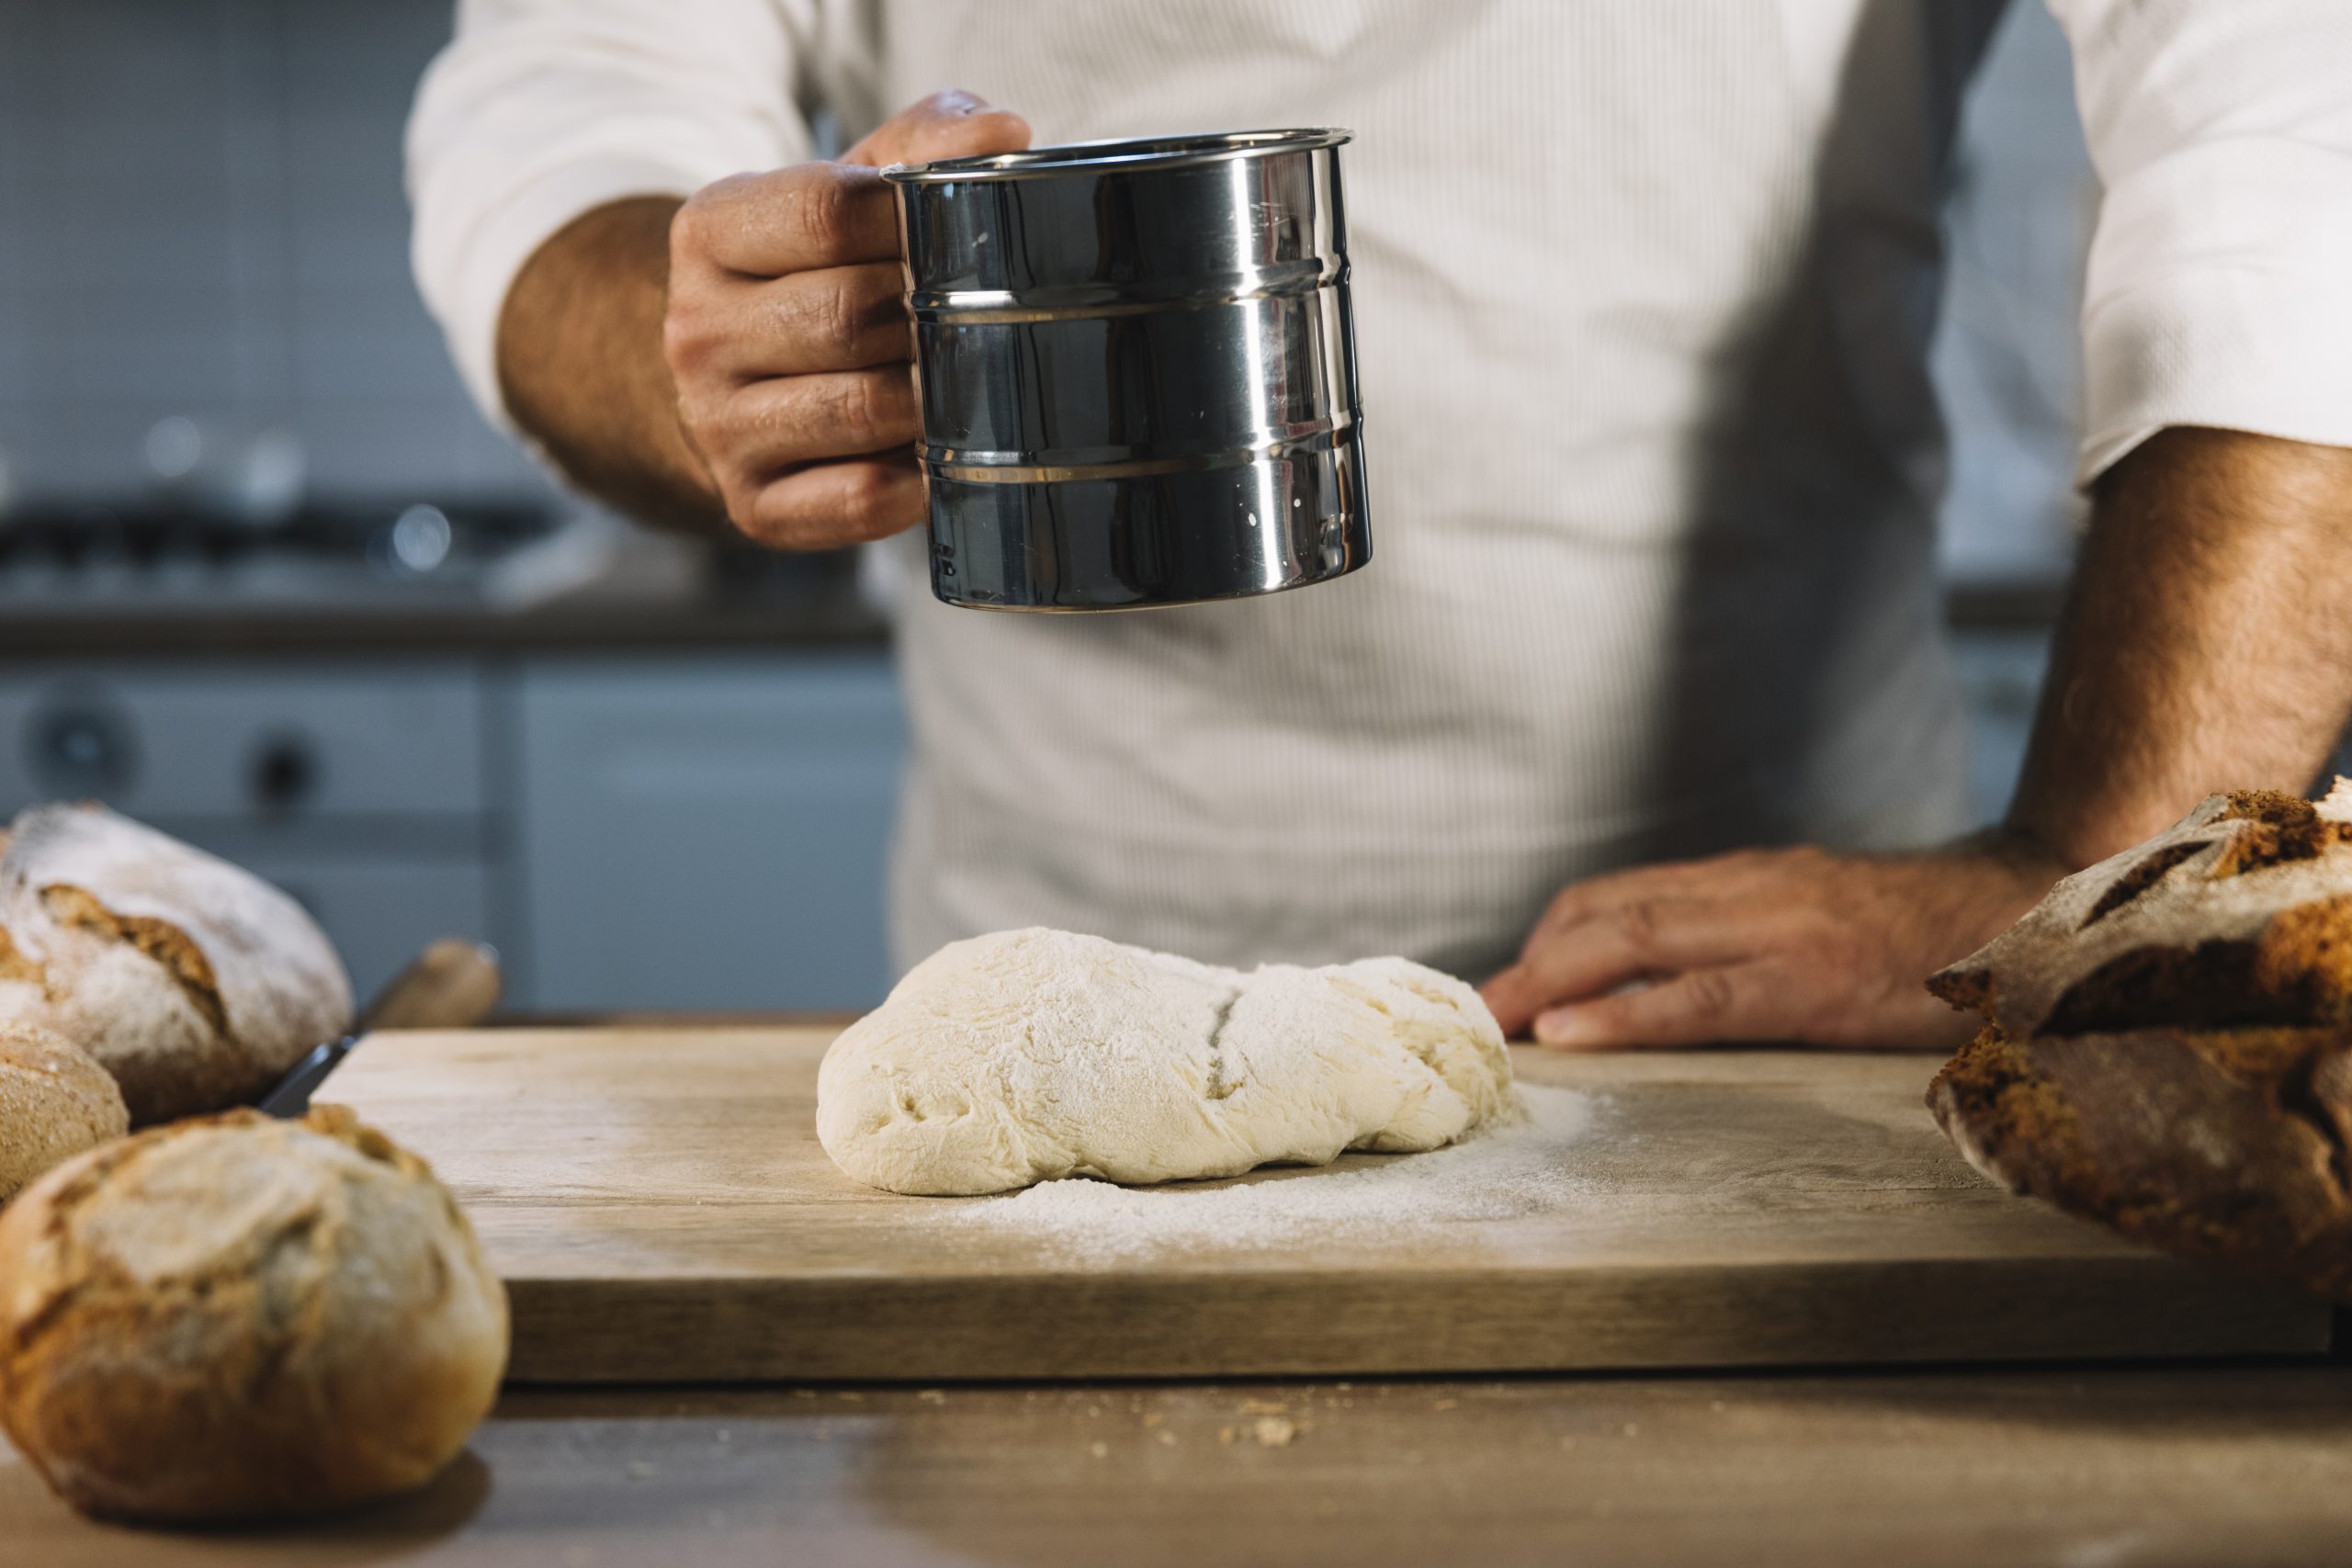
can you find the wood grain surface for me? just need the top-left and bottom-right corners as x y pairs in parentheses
(9, 1365), (2352, 1567)
(322, 1029), (2331, 1382)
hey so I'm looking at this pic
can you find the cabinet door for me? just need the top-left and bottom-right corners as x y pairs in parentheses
(0, 662), (483, 819)
(0, 662), (497, 1014)
(514, 653), (904, 1012)
(1949, 628), (2053, 828)
(185, 840), (493, 1010)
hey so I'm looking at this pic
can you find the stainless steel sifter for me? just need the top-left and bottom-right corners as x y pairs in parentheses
(884, 129), (1370, 611)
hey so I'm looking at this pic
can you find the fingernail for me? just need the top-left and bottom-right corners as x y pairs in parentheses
(1533, 1007), (1594, 1048)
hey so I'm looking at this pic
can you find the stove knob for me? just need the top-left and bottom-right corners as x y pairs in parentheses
(28, 702), (137, 798)
(250, 732), (319, 812)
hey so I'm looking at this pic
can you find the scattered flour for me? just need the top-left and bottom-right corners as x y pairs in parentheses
(948, 1085), (1599, 1259)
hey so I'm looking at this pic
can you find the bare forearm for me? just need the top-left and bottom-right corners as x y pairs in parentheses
(1485, 429), (2352, 1051)
(495, 196), (728, 534)
(2009, 427), (2352, 867)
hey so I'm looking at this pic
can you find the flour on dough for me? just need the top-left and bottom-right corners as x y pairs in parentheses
(815, 928), (1522, 1195)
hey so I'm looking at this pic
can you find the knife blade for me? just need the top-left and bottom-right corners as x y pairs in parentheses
(258, 938), (502, 1117)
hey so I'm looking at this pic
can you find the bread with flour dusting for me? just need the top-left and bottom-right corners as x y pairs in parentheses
(817, 927), (1521, 1195)
(0, 1021), (128, 1201)
(0, 1105), (506, 1521)
(0, 804), (352, 1124)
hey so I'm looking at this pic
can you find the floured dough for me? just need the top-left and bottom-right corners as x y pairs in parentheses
(816, 928), (1521, 1195)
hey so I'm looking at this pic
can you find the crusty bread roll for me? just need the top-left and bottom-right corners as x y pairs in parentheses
(0, 804), (353, 1123)
(0, 1105), (507, 1522)
(0, 1021), (128, 1201)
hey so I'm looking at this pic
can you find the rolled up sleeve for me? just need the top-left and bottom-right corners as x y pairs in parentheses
(406, 0), (816, 426)
(2049, 0), (2352, 485)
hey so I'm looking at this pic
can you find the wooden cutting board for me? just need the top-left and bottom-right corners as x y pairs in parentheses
(323, 1028), (2331, 1382)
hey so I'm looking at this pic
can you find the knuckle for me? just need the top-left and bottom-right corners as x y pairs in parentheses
(838, 467), (916, 540)
(805, 277), (864, 360)
(670, 384), (721, 449)
(673, 398), (720, 459)
(831, 373), (891, 448)
(1680, 968), (1739, 1021)
(1543, 886), (1588, 925)
(1617, 897), (1663, 949)
(673, 176), (745, 257)
(667, 193), (708, 257)
(794, 165), (857, 257)
(718, 476), (768, 538)
(837, 462), (895, 524)
(661, 301), (710, 377)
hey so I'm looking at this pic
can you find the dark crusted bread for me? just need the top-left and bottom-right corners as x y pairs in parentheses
(1928, 1022), (2352, 1301)
(1928, 782), (2352, 1040)
(0, 804), (352, 1123)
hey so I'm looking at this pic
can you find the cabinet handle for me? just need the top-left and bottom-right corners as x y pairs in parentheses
(250, 732), (320, 812)
(28, 701), (138, 798)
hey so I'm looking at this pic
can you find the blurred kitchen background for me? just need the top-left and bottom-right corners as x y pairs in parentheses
(1, 0), (2095, 1011)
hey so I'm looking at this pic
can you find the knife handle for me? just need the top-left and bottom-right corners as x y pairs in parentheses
(361, 939), (503, 1032)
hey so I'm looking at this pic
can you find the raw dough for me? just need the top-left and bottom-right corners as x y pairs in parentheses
(816, 928), (1521, 1195)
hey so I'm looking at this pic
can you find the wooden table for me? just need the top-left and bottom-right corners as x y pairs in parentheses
(7, 1363), (2352, 1565)
(9, 1026), (2349, 1562)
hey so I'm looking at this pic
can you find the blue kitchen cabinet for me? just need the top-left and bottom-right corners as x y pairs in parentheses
(1946, 628), (2053, 829)
(0, 660), (496, 1005)
(508, 652), (905, 1013)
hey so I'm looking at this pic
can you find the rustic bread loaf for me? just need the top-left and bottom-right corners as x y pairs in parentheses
(0, 1021), (128, 1201)
(0, 1105), (507, 1522)
(1926, 779), (2352, 1302)
(0, 804), (353, 1123)
(1928, 781), (2352, 1040)
(1928, 1022), (2352, 1300)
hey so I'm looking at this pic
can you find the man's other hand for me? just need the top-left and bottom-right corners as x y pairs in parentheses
(1480, 837), (2070, 1050)
(664, 91), (1029, 549)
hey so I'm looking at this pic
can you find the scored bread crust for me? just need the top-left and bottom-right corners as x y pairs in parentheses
(0, 1105), (508, 1522)
(1928, 784), (2352, 1041)
(0, 805), (353, 1123)
(1924, 780), (2352, 1303)
(1928, 1023), (2352, 1301)
(0, 1021), (129, 1201)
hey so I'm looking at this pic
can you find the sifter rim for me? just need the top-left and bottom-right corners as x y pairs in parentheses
(882, 128), (1350, 186)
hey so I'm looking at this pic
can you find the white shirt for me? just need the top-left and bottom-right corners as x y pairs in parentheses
(410, 0), (2352, 978)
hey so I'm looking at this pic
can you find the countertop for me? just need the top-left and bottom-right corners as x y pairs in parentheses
(3, 1013), (2346, 1561)
(0, 578), (2069, 661)
(0, 594), (889, 659)
(7, 1364), (2350, 1565)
